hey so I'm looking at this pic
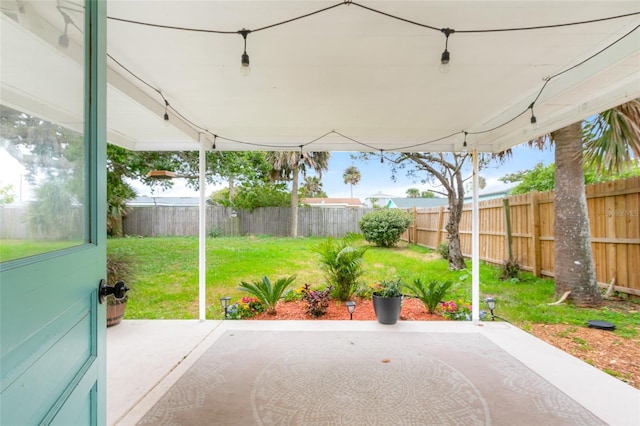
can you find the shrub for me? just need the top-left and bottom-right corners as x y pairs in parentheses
(501, 258), (521, 281)
(359, 209), (412, 247)
(300, 284), (333, 317)
(238, 275), (296, 314)
(374, 278), (403, 298)
(317, 238), (367, 301)
(436, 241), (449, 260)
(403, 278), (453, 314)
(208, 227), (224, 238)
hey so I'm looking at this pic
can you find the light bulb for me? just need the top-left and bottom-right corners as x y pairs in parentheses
(241, 52), (251, 77)
(440, 50), (450, 73)
(163, 112), (170, 127)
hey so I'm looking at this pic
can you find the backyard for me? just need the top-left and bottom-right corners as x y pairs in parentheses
(104, 235), (640, 389)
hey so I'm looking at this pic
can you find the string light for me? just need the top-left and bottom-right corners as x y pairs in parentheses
(239, 29), (251, 77)
(105, 13), (639, 153)
(213, 135), (217, 150)
(163, 98), (170, 126)
(299, 145), (304, 161)
(440, 28), (454, 73)
(58, 9), (73, 47)
(108, 3), (638, 73)
(463, 131), (468, 150)
(529, 102), (537, 125)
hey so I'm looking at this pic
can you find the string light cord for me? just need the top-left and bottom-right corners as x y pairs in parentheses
(105, 20), (639, 153)
(467, 23), (639, 137)
(107, 3), (639, 36)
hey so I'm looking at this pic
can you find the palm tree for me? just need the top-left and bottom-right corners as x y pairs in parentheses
(547, 99), (640, 307)
(267, 151), (330, 237)
(342, 166), (361, 198)
(301, 176), (325, 197)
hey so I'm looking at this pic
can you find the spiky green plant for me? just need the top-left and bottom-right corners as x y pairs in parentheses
(317, 238), (367, 301)
(237, 275), (296, 314)
(403, 278), (454, 314)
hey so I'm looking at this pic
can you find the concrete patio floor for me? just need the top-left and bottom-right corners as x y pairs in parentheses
(107, 320), (639, 425)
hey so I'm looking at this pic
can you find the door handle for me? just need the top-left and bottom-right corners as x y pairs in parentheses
(98, 279), (130, 304)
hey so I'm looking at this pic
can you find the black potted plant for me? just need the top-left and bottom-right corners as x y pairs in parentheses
(372, 278), (403, 324)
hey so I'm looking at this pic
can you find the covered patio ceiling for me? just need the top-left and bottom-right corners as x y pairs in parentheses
(104, 0), (639, 153)
(2, 1), (639, 154)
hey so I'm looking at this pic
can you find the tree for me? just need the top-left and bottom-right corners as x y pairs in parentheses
(500, 161), (640, 195)
(391, 153), (472, 270)
(0, 183), (15, 206)
(267, 151), (330, 237)
(381, 151), (504, 270)
(406, 188), (420, 198)
(543, 99), (640, 306)
(211, 181), (290, 211)
(342, 166), (361, 198)
(420, 191), (435, 198)
(300, 176), (326, 198)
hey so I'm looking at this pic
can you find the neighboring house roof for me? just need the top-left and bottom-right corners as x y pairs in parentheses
(301, 198), (363, 208)
(128, 196), (202, 207)
(388, 198), (449, 209)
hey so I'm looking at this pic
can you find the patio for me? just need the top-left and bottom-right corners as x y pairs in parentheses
(107, 320), (639, 425)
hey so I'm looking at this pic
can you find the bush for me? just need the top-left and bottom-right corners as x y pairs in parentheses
(300, 284), (333, 317)
(403, 278), (453, 314)
(501, 258), (521, 281)
(359, 209), (412, 247)
(317, 238), (367, 301)
(436, 241), (449, 260)
(237, 275), (296, 314)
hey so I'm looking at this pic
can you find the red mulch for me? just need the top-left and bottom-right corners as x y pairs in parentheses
(248, 297), (445, 321)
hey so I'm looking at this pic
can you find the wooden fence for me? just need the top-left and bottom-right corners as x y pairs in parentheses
(404, 176), (640, 296)
(123, 206), (374, 238)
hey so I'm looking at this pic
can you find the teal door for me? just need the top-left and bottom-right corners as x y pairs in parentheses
(1, 0), (106, 424)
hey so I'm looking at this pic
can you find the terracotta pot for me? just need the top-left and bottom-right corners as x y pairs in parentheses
(107, 298), (127, 327)
(372, 293), (402, 324)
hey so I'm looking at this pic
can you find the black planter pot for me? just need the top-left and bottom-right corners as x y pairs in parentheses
(372, 293), (402, 324)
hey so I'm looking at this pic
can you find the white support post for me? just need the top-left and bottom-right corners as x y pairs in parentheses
(472, 148), (480, 323)
(198, 133), (207, 321)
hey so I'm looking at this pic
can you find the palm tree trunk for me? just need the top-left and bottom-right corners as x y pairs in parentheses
(289, 162), (299, 237)
(552, 122), (601, 307)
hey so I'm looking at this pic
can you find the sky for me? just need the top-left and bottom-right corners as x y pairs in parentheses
(130, 143), (555, 200)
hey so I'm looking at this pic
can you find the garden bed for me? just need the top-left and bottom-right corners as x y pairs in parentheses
(249, 297), (445, 321)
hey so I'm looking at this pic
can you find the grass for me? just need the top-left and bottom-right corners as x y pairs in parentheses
(105, 235), (640, 339)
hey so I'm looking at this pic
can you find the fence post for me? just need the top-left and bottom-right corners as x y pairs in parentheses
(530, 191), (542, 277)
(412, 206), (417, 244)
(503, 198), (513, 261)
(436, 205), (445, 246)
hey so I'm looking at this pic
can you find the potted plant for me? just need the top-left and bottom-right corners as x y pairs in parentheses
(372, 278), (403, 324)
(106, 251), (134, 327)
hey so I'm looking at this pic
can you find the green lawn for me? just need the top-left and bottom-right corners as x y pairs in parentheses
(107, 235), (639, 338)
